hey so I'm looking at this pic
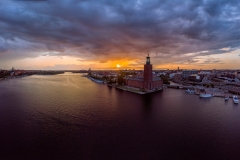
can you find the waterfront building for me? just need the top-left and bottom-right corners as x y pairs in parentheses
(236, 72), (240, 79)
(182, 70), (198, 79)
(126, 55), (163, 91)
(202, 77), (210, 83)
(198, 71), (215, 81)
(189, 74), (201, 82)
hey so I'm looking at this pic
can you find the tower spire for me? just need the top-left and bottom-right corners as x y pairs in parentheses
(146, 53), (150, 65)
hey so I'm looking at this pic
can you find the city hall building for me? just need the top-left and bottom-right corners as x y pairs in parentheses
(126, 55), (163, 91)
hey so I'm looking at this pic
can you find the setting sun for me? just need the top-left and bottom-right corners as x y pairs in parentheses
(117, 64), (121, 68)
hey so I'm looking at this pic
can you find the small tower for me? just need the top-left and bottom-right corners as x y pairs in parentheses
(144, 54), (153, 90)
(146, 53), (150, 65)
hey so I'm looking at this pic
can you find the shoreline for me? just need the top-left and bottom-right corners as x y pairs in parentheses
(0, 73), (63, 82)
(86, 76), (164, 95)
(107, 84), (163, 95)
(87, 77), (233, 96)
(166, 86), (236, 98)
(167, 81), (240, 98)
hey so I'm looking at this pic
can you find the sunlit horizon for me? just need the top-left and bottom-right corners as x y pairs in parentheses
(1, 0), (240, 70)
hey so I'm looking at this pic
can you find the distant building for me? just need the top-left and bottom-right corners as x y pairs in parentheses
(189, 74), (201, 82)
(171, 72), (182, 81)
(235, 72), (240, 79)
(126, 55), (163, 91)
(182, 70), (198, 79)
(202, 77), (209, 83)
(88, 68), (91, 74)
(10, 72), (14, 76)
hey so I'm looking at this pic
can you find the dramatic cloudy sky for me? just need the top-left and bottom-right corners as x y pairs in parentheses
(0, 0), (240, 70)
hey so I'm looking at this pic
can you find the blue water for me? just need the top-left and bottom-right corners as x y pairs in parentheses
(0, 73), (240, 159)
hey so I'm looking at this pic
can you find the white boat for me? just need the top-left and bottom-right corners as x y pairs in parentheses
(185, 89), (195, 94)
(225, 95), (229, 101)
(233, 95), (239, 104)
(199, 93), (214, 98)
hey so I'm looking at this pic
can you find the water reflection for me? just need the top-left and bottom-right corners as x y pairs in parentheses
(142, 94), (153, 113)
(1, 74), (240, 159)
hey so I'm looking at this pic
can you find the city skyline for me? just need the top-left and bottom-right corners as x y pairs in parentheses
(1, 0), (240, 70)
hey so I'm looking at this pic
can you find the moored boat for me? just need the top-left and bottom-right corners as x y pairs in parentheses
(199, 93), (214, 98)
(185, 89), (195, 94)
(233, 95), (239, 104)
(225, 95), (229, 101)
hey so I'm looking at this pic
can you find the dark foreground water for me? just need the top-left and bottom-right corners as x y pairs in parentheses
(0, 73), (240, 159)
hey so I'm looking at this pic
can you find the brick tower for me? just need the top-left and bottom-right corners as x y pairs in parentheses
(143, 54), (153, 90)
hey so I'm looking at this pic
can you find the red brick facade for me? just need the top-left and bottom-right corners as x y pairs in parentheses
(126, 56), (163, 91)
(127, 79), (143, 88)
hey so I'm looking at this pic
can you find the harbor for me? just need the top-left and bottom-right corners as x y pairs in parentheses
(166, 84), (237, 98)
(86, 75), (238, 102)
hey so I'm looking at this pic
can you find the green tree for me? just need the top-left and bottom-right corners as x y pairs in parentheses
(160, 75), (170, 84)
(117, 75), (124, 85)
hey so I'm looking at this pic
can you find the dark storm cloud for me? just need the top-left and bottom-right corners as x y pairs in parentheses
(187, 59), (199, 64)
(15, 0), (47, 2)
(0, 46), (7, 53)
(1, 0), (240, 61)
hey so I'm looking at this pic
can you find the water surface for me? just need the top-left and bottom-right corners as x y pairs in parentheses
(0, 73), (240, 159)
